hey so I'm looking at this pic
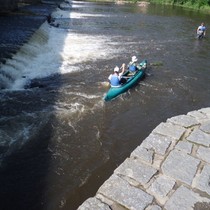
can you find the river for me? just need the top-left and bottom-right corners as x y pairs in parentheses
(0, 1), (210, 210)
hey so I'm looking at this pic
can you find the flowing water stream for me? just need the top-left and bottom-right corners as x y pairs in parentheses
(0, 1), (210, 209)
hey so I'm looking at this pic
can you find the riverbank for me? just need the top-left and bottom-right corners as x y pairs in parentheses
(149, 0), (210, 14)
(78, 107), (210, 210)
(114, 0), (210, 14)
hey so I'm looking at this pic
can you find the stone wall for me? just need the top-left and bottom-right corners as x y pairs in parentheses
(78, 107), (210, 210)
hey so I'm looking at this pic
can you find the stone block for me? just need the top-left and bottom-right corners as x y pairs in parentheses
(77, 197), (110, 210)
(161, 150), (200, 185)
(97, 174), (153, 210)
(194, 164), (210, 195)
(175, 141), (192, 154)
(140, 133), (172, 156)
(131, 146), (154, 164)
(152, 122), (185, 140)
(196, 146), (210, 163)
(187, 129), (210, 147)
(148, 175), (175, 203)
(146, 205), (162, 210)
(200, 120), (210, 134)
(167, 114), (199, 128)
(200, 107), (210, 116)
(164, 185), (210, 210)
(188, 110), (208, 122)
(114, 158), (157, 186)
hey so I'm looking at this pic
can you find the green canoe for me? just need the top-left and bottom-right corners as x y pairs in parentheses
(104, 60), (147, 101)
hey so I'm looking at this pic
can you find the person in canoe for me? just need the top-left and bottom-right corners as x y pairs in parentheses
(197, 22), (206, 39)
(108, 63), (126, 87)
(128, 55), (142, 74)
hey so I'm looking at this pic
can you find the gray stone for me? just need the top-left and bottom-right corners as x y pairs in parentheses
(146, 205), (162, 210)
(200, 120), (210, 134)
(194, 164), (210, 195)
(188, 110), (208, 122)
(194, 202), (210, 210)
(77, 197), (110, 210)
(78, 108), (210, 209)
(175, 141), (192, 154)
(197, 146), (210, 163)
(164, 185), (210, 210)
(97, 174), (153, 210)
(152, 122), (185, 140)
(141, 133), (172, 156)
(187, 129), (210, 146)
(131, 146), (154, 164)
(167, 114), (199, 128)
(148, 175), (175, 199)
(161, 150), (200, 185)
(114, 158), (157, 186)
(200, 107), (210, 116)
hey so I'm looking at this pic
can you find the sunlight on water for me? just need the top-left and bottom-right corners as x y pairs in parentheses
(0, 7), (121, 90)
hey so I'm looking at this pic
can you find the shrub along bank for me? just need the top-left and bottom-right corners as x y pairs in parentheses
(148, 0), (210, 11)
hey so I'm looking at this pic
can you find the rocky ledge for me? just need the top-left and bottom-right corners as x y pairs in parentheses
(78, 107), (210, 210)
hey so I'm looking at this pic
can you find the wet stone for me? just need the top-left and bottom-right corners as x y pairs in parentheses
(140, 133), (172, 156)
(152, 122), (185, 140)
(187, 129), (210, 147)
(167, 114), (199, 128)
(114, 158), (157, 186)
(77, 197), (110, 210)
(97, 174), (153, 210)
(161, 150), (200, 185)
(164, 185), (210, 210)
(131, 145), (154, 164)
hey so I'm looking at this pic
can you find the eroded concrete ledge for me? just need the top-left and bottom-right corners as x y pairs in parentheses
(78, 107), (210, 210)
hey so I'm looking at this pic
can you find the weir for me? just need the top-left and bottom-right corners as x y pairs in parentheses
(0, 0), (60, 89)
(0, 0), (63, 12)
(0, 22), (50, 89)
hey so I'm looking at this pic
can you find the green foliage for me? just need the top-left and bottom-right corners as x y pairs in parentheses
(149, 0), (210, 9)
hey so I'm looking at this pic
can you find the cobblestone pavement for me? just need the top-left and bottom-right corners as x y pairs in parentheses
(78, 107), (210, 210)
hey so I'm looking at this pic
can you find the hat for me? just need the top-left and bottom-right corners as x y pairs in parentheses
(132, 56), (138, 62)
(114, 66), (119, 72)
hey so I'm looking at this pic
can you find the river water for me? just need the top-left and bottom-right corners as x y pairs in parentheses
(0, 1), (210, 210)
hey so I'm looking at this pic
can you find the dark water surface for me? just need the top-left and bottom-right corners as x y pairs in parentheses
(0, 1), (210, 210)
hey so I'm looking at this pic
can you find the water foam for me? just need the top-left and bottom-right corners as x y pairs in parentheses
(1, 7), (120, 90)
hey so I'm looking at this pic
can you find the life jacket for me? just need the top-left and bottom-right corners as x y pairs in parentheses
(110, 74), (120, 87)
(129, 64), (137, 72)
(201, 26), (206, 31)
(198, 25), (205, 32)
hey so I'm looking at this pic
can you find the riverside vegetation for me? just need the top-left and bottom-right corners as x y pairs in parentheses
(143, 0), (210, 12)
(96, 0), (210, 13)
